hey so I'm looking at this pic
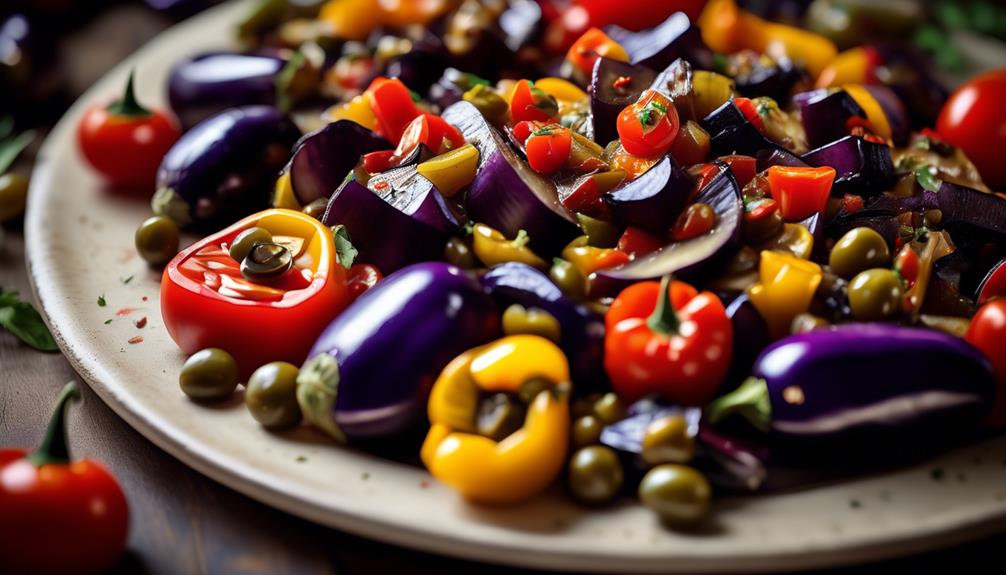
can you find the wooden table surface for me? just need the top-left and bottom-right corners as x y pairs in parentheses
(1, 3), (1003, 574)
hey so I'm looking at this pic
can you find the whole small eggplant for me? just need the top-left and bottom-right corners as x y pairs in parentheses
(167, 51), (287, 129)
(706, 324), (997, 455)
(480, 262), (605, 389)
(152, 106), (301, 230)
(296, 263), (499, 443)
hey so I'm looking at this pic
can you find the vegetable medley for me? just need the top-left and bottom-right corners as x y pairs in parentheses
(80, 0), (1006, 528)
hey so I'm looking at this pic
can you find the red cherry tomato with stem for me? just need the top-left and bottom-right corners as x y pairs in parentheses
(616, 90), (679, 158)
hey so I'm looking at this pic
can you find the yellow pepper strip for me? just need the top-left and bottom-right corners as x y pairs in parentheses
(534, 77), (589, 105)
(815, 48), (872, 89)
(758, 223), (814, 260)
(272, 172), (301, 211)
(472, 223), (547, 269)
(561, 236), (631, 276)
(747, 251), (823, 339)
(842, 85), (892, 142)
(324, 94), (378, 131)
(318, 0), (383, 41)
(417, 144), (480, 198)
(692, 71), (738, 119)
(700, 0), (837, 78)
(422, 335), (571, 505)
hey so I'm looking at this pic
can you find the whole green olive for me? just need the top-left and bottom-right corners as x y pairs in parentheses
(571, 415), (604, 448)
(0, 173), (29, 223)
(179, 348), (239, 401)
(241, 242), (293, 282)
(571, 393), (602, 419)
(567, 445), (624, 505)
(641, 415), (695, 466)
(229, 226), (273, 262)
(549, 258), (586, 300)
(638, 464), (711, 526)
(245, 361), (302, 430)
(476, 393), (526, 441)
(593, 392), (625, 425)
(502, 304), (562, 343)
(444, 237), (477, 269)
(135, 215), (180, 266)
(829, 227), (891, 280)
(848, 268), (903, 321)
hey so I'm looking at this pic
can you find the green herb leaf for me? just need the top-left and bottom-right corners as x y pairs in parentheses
(330, 224), (357, 269)
(274, 51), (307, 114)
(0, 290), (57, 352)
(0, 129), (34, 176)
(104, 319), (113, 325)
(121, 275), (134, 285)
(915, 165), (943, 192)
(97, 295), (107, 307)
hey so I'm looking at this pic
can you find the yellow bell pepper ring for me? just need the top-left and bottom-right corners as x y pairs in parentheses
(422, 335), (572, 505)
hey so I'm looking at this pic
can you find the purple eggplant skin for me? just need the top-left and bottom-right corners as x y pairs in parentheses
(167, 51), (286, 130)
(795, 89), (866, 149)
(480, 262), (606, 390)
(701, 100), (787, 158)
(296, 262), (499, 443)
(592, 161), (742, 293)
(382, 31), (449, 94)
(733, 56), (803, 103)
(322, 170), (458, 274)
(604, 12), (712, 72)
(706, 324), (997, 452)
(289, 120), (390, 205)
(649, 58), (697, 122)
(152, 106), (301, 231)
(755, 147), (809, 172)
(863, 85), (909, 146)
(590, 58), (656, 146)
(801, 135), (894, 197)
(604, 155), (693, 235)
(600, 398), (769, 492)
(443, 101), (580, 255)
(722, 292), (771, 392)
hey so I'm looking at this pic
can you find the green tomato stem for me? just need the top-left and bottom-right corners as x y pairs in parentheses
(27, 382), (80, 467)
(107, 70), (152, 118)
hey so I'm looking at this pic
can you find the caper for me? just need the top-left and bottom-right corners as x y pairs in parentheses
(593, 392), (625, 425)
(179, 348), (239, 401)
(641, 415), (695, 466)
(567, 445), (624, 505)
(550, 258), (587, 300)
(790, 313), (830, 335)
(829, 227), (891, 280)
(229, 226), (273, 262)
(517, 377), (553, 404)
(240, 242), (293, 282)
(0, 173), (29, 223)
(135, 215), (180, 266)
(848, 268), (903, 321)
(571, 415), (604, 448)
(502, 304), (562, 343)
(638, 464), (711, 526)
(476, 393), (526, 441)
(245, 361), (302, 430)
(444, 237), (477, 268)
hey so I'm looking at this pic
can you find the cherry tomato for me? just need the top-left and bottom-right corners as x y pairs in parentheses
(842, 193), (865, 214)
(937, 68), (1006, 189)
(977, 259), (1006, 305)
(671, 203), (717, 241)
(77, 72), (180, 190)
(965, 299), (1006, 426)
(525, 125), (572, 175)
(511, 120), (538, 146)
(616, 90), (679, 158)
(367, 76), (422, 144)
(393, 113), (464, 158)
(510, 80), (559, 123)
(617, 226), (664, 259)
(346, 263), (383, 300)
(894, 244), (919, 290)
(565, 27), (628, 77)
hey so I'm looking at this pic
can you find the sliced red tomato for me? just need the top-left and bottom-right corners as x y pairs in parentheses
(616, 90), (679, 158)
(510, 80), (560, 123)
(393, 113), (465, 158)
(617, 226), (664, 258)
(525, 125), (572, 174)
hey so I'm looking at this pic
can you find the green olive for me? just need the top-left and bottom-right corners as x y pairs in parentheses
(135, 215), (180, 266)
(517, 377), (553, 404)
(0, 173), (29, 223)
(179, 348), (239, 401)
(848, 268), (903, 321)
(567, 445), (624, 505)
(444, 237), (477, 269)
(641, 415), (695, 466)
(229, 226), (273, 262)
(638, 464), (711, 526)
(476, 393), (526, 441)
(245, 361), (302, 430)
(572, 393), (602, 419)
(576, 213), (621, 249)
(241, 242), (293, 282)
(829, 227), (891, 280)
(571, 415), (604, 448)
(549, 258), (586, 300)
(502, 304), (562, 343)
(593, 392), (625, 425)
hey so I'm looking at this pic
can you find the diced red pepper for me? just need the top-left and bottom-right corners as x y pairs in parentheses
(363, 150), (397, 174)
(766, 165), (837, 221)
(393, 113), (465, 159)
(525, 125), (572, 174)
(617, 226), (664, 259)
(718, 154), (756, 188)
(367, 76), (422, 144)
(734, 97), (764, 132)
(510, 80), (559, 123)
(842, 193), (865, 214)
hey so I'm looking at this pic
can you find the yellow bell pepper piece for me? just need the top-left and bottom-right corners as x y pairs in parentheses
(377, 0), (453, 27)
(816, 48), (872, 89)
(561, 236), (630, 276)
(472, 223), (547, 269)
(534, 77), (589, 105)
(842, 84), (892, 142)
(422, 335), (571, 505)
(318, 0), (383, 41)
(747, 251), (823, 339)
(692, 70), (738, 119)
(325, 94), (378, 131)
(417, 144), (480, 198)
(272, 172), (301, 211)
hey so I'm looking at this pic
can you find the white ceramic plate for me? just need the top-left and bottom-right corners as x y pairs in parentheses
(25, 2), (1006, 571)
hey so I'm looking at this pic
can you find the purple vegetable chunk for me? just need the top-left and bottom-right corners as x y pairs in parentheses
(289, 120), (391, 205)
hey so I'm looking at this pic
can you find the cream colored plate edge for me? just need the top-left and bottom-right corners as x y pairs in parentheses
(24, 1), (1006, 571)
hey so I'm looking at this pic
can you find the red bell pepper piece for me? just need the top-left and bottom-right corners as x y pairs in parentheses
(393, 113), (465, 159)
(510, 80), (559, 123)
(617, 226), (664, 259)
(766, 165), (837, 221)
(161, 209), (350, 376)
(718, 154), (757, 188)
(604, 275), (733, 405)
(525, 125), (572, 174)
(367, 76), (422, 144)
(0, 383), (129, 575)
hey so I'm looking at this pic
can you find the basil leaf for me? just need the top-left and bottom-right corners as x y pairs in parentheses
(0, 292), (57, 352)
(330, 224), (357, 269)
